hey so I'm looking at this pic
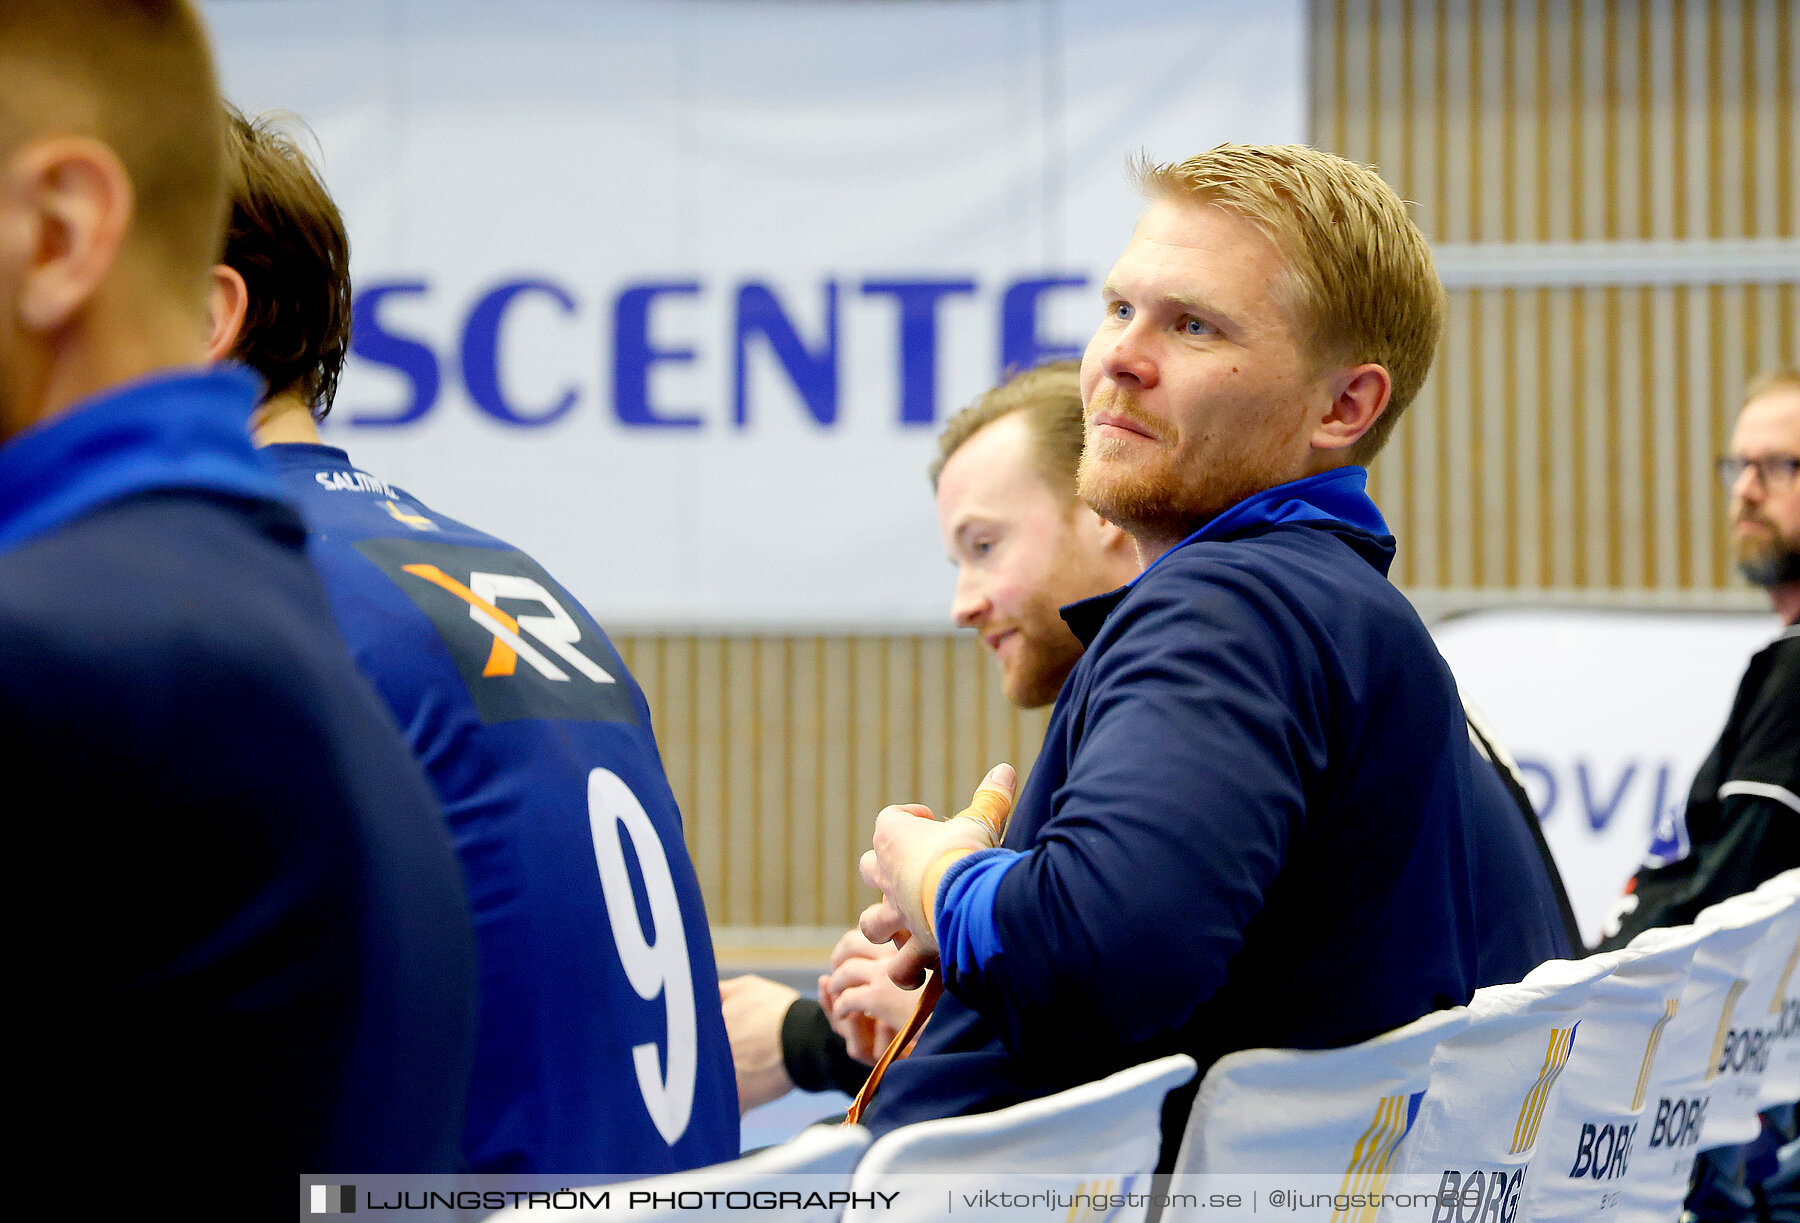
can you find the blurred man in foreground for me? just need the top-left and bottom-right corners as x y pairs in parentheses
(209, 106), (739, 1174)
(858, 145), (1572, 1158)
(721, 362), (1139, 1110)
(1, 2), (474, 1207)
(1600, 370), (1800, 948)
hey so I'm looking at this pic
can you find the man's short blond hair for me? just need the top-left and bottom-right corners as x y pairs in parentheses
(1745, 368), (1800, 403)
(931, 361), (1085, 495)
(1134, 144), (1447, 464)
(0, 0), (226, 298)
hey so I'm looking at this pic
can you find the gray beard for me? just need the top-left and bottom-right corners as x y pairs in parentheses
(1738, 544), (1800, 589)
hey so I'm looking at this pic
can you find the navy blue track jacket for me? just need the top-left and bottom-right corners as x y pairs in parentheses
(865, 468), (1571, 1147)
(0, 369), (476, 1212)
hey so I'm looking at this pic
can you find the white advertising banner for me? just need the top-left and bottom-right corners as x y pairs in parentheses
(1432, 608), (1781, 947)
(202, 0), (1306, 628)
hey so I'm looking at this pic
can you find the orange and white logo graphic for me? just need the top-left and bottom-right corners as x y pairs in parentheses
(403, 564), (616, 684)
(354, 536), (638, 727)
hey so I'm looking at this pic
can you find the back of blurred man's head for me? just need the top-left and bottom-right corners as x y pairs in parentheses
(218, 104), (351, 416)
(0, 0), (226, 436)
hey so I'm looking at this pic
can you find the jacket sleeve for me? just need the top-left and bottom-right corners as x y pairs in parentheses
(938, 566), (1331, 1063)
(1599, 643), (1800, 948)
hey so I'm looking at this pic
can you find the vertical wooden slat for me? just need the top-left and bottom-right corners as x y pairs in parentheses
(1648, 285), (1682, 589)
(1686, 286), (1718, 589)
(722, 638), (755, 924)
(1497, 291), (1526, 587)
(1535, 0), (1559, 244)
(824, 636), (855, 927)
(1603, 0), (1623, 241)
(1712, 288), (1741, 587)
(751, 638), (787, 923)
(1328, 0), (1351, 157)
(1632, 0), (1657, 242)
(1576, 0), (1606, 242)
(1737, 0), (1757, 239)
(1544, 287), (1576, 587)
(1620, 284), (1648, 587)
(786, 637), (820, 927)
(946, 634), (983, 832)
(1509, 284), (1540, 587)
(848, 637), (885, 920)
(1702, 0), (1727, 240)
(1602, 285), (1624, 585)
(1669, 285), (1694, 589)
(1666, 0), (1689, 242)
(685, 636), (721, 914)
(1774, 0), (1794, 238)
(1747, 0), (1775, 237)
(1577, 285), (1603, 587)
(1444, 290), (1477, 586)
(1781, 283), (1798, 370)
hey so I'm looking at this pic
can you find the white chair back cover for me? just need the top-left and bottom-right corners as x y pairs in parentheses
(1513, 938), (1702, 1223)
(484, 1124), (872, 1223)
(1694, 888), (1800, 1119)
(1754, 868), (1800, 1104)
(1374, 955), (1618, 1223)
(1165, 1006), (1469, 1223)
(1756, 868), (1800, 900)
(842, 1054), (1196, 1223)
(1613, 915), (1786, 1223)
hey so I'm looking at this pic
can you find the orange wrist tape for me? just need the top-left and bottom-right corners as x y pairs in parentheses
(920, 847), (976, 938)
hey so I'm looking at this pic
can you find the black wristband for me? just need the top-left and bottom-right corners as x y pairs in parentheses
(779, 998), (870, 1096)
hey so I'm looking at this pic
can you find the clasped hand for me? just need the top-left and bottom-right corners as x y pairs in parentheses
(857, 763), (1016, 990)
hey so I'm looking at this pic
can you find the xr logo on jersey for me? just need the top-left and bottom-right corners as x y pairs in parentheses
(403, 564), (617, 684)
(355, 537), (639, 727)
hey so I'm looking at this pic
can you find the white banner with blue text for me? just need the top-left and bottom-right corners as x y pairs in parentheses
(204, 0), (1305, 628)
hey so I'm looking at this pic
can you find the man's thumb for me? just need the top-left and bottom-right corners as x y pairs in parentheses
(959, 763), (1016, 841)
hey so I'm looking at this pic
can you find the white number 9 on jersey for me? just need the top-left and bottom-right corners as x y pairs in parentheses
(588, 768), (697, 1146)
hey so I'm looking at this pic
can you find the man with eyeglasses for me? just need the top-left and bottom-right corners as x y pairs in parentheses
(1598, 369), (1800, 949)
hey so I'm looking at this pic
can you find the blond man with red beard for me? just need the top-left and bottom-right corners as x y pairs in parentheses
(1599, 370), (1800, 949)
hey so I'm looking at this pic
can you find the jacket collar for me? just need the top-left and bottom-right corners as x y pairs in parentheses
(0, 365), (278, 555)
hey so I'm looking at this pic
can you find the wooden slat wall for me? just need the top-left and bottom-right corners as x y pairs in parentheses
(630, 0), (1797, 936)
(1321, 0), (1796, 593)
(616, 633), (1049, 933)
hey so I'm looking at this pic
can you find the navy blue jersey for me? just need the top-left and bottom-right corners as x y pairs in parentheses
(269, 443), (738, 1175)
(0, 370), (475, 1212)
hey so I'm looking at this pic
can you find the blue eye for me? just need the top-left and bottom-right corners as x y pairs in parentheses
(1182, 316), (1213, 336)
(1109, 301), (1133, 321)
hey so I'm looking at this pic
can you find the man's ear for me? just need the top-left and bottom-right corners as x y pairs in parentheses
(1073, 502), (1145, 582)
(1091, 512), (1131, 555)
(8, 137), (133, 334)
(206, 264), (248, 363)
(1310, 363), (1393, 452)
